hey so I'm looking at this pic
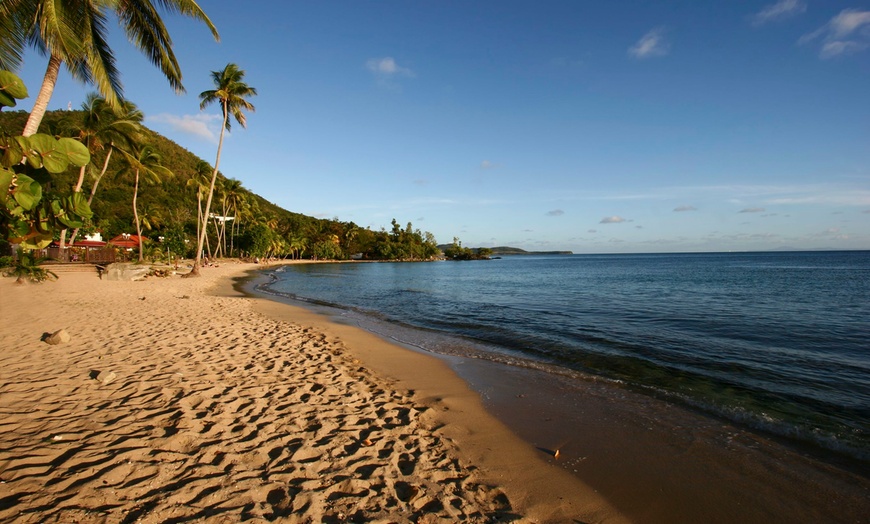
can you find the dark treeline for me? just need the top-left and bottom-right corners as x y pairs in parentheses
(0, 109), (440, 262)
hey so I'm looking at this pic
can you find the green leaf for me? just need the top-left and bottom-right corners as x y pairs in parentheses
(0, 70), (28, 99)
(57, 137), (90, 167)
(19, 232), (52, 250)
(0, 168), (12, 199)
(68, 191), (93, 218)
(23, 134), (69, 173)
(57, 215), (83, 228)
(8, 219), (31, 241)
(12, 174), (41, 210)
(37, 205), (52, 233)
(1, 136), (25, 167)
(54, 200), (83, 229)
(0, 90), (16, 108)
(25, 134), (55, 154)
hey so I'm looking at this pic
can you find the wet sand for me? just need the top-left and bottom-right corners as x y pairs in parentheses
(452, 358), (870, 523)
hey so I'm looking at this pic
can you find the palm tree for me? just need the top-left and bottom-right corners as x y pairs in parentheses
(222, 178), (244, 257)
(185, 63), (256, 277)
(289, 235), (307, 260)
(210, 178), (226, 258)
(118, 144), (172, 262)
(0, 0), (219, 136)
(65, 94), (142, 246)
(185, 160), (213, 257)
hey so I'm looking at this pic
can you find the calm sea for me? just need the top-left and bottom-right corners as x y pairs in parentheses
(260, 251), (870, 463)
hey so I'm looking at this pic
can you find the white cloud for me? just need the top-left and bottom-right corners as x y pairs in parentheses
(628, 27), (670, 59)
(739, 207), (766, 213)
(480, 160), (501, 169)
(366, 57), (414, 77)
(800, 9), (870, 58)
(546, 209), (565, 217)
(588, 229), (597, 233)
(752, 0), (807, 26)
(600, 216), (627, 224)
(147, 113), (221, 143)
(673, 205), (697, 212)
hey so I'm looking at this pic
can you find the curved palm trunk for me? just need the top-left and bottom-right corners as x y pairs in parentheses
(69, 147), (115, 246)
(133, 169), (143, 262)
(221, 198), (228, 257)
(61, 159), (91, 251)
(195, 190), (202, 252)
(185, 101), (228, 277)
(212, 214), (222, 258)
(23, 55), (63, 137)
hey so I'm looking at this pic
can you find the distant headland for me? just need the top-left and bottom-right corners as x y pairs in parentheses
(489, 246), (574, 255)
(437, 245), (573, 256)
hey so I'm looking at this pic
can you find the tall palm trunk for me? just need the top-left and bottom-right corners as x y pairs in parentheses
(60, 141), (94, 251)
(212, 215), (222, 258)
(195, 190), (202, 253)
(69, 147), (115, 246)
(23, 56), (63, 137)
(133, 169), (144, 262)
(221, 198), (228, 257)
(186, 100), (228, 277)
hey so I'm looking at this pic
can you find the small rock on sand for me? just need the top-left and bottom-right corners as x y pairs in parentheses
(96, 371), (117, 385)
(44, 329), (70, 345)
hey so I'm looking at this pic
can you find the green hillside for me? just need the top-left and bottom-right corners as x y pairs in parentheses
(0, 109), (439, 261)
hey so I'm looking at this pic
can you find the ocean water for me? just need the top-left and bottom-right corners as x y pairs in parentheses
(260, 251), (870, 463)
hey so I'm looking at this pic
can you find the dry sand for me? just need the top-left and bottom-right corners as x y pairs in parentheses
(0, 263), (624, 523)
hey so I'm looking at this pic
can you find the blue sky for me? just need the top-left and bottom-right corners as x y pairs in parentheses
(11, 0), (870, 253)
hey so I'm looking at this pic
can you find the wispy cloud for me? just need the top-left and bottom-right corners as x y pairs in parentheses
(546, 209), (565, 217)
(752, 0), (807, 26)
(800, 9), (870, 58)
(480, 160), (502, 170)
(366, 57), (415, 89)
(366, 57), (414, 76)
(628, 27), (670, 59)
(147, 113), (221, 143)
(600, 216), (628, 224)
(739, 207), (766, 213)
(673, 205), (697, 212)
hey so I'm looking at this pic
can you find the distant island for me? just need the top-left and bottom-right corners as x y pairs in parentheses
(488, 246), (574, 256)
(437, 243), (573, 259)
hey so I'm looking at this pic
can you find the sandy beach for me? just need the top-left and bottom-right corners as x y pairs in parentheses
(0, 263), (623, 523)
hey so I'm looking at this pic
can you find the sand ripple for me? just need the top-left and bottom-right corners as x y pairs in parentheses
(0, 268), (513, 523)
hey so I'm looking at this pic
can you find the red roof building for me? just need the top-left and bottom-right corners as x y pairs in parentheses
(108, 234), (146, 249)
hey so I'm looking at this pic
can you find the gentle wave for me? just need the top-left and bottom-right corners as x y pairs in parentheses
(260, 251), (870, 463)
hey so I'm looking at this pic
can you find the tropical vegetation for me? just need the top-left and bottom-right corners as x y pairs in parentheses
(443, 238), (492, 260)
(2, 249), (56, 283)
(1, 101), (443, 264)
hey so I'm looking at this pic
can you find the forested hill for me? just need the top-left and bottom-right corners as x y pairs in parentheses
(0, 109), (440, 261)
(488, 247), (574, 255)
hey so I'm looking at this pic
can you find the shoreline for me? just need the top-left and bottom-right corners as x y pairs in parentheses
(238, 265), (625, 522)
(0, 263), (623, 523)
(3, 261), (867, 522)
(251, 261), (870, 523)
